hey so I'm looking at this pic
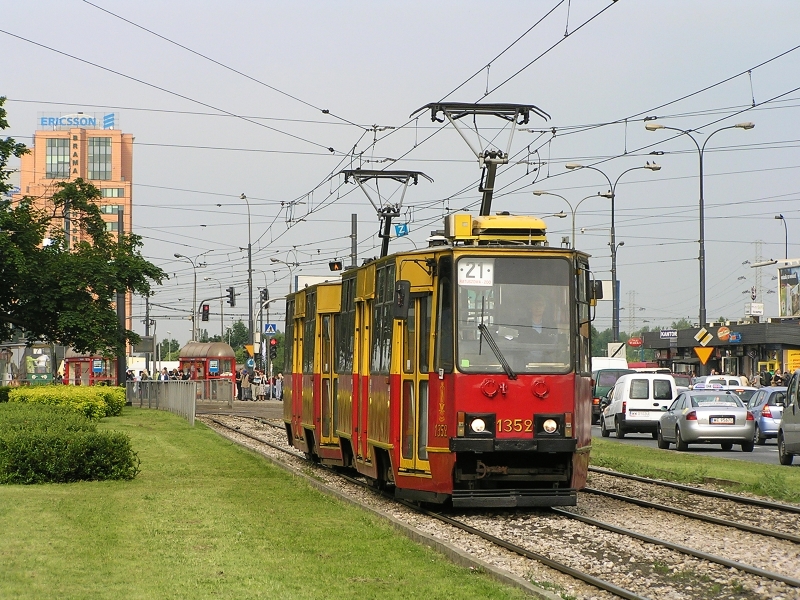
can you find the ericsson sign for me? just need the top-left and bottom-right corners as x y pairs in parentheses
(37, 112), (118, 130)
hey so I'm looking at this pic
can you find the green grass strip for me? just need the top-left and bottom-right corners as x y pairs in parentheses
(0, 409), (529, 600)
(590, 439), (800, 503)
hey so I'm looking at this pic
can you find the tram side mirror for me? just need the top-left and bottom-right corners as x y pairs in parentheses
(591, 280), (603, 304)
(393, 280), (411, 321)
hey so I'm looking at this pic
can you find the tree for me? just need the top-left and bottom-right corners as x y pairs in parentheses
(159, 338), (180, 360)
(671, 318), (693, 330)
(0, 98), (166, 354)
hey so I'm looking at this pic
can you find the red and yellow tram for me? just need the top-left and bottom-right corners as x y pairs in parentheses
(283, 213), (601, 507)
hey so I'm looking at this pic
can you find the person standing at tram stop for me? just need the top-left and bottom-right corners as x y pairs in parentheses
(158, 367), (169, 381)
(235, 369), (243, 400)
(241, 369), (252, 401)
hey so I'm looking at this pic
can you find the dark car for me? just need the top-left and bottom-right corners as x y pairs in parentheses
(746, 387), (786, 445)
(591, 369), (634, 425)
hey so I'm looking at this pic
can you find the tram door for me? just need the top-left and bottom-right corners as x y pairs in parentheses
(319, 315), (338, 446)
(399, 294), (432, 473)
(354, 301), (371, 461)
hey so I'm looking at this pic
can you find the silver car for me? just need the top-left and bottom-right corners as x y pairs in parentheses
(657, 390), (755, 452)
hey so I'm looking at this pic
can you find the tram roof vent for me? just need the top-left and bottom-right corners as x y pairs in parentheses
(444, 213), (547, 245)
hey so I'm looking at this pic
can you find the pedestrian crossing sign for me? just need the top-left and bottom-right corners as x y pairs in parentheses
(264, 323), (277, 334)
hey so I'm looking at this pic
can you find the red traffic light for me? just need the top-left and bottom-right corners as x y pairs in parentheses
(269, 337), (278, 346)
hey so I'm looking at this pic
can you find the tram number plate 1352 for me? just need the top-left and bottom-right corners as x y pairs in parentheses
(458, 260), (494, 287)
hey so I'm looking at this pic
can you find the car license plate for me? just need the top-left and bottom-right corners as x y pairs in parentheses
(710, 416), (734, 424)
(628, 410), (649, 417)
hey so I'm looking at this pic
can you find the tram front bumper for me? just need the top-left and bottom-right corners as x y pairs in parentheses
(449, 438), (577, 453)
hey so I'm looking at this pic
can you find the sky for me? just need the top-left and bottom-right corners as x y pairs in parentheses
(4, 0), (800, 346)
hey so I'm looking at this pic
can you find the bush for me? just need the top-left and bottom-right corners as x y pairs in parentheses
(0, 386), (11, 403)
(9, 385), (119, 420)
(0, 403), (140, 484)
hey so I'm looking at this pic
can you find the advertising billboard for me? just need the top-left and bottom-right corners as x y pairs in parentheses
(778, 262), (800, 318)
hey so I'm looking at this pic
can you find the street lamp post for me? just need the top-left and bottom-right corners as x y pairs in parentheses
(532, 191), (608, 248)
(645, 120), (754, 331)
(174, 253), (198, 341)
(270, 257), (300, 294)
(240, 194), (254, 347)
(564, 163), (661, 342)
(204, 277), (224, 338)
(775, 214), (788, 260)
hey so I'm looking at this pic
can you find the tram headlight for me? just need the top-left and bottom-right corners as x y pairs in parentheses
(470, 418), (486, 433)
(542, 419), (558, 434)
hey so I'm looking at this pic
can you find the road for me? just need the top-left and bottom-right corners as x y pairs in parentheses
(591, 425), (782, 465)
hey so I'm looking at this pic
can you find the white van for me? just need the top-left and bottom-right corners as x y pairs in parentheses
(600, 373), (677, 439)
(592, 357), (628, 371)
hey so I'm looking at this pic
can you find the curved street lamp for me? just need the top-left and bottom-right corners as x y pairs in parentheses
(645, 120), (754, 334)
(564, 162), (661, 342)
(270, 257), (301, 294)
(775, 214), (788, 260)
(174, 253), (197, 341)
(240, 193), (254, 346)
(532, 190), (608, 249)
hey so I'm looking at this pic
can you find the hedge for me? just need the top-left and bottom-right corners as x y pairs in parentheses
(8, 385), (126, 420)
(0, 386), (10, 403)
(0, 403), (140, 484)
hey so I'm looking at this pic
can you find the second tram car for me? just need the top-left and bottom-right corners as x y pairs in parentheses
(283, 213), (601, 507)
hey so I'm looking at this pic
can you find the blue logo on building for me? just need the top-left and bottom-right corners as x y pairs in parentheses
(103, 113), (115, 129)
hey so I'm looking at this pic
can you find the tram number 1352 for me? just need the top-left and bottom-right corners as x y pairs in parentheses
(497, 419), (534, 433)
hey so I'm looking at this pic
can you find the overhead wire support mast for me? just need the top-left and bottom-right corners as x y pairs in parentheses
(410, 102), (549, 216)
(341, 170), (432, 258)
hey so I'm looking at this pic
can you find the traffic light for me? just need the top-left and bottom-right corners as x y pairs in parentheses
(269, 337), (278, 360)
(226, 286), (236, 307)
(329, 260), (343, 272)
(201, 304), (210, 322)
(260, 288), (269, 306)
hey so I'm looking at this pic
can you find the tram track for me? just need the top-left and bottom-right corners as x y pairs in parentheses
(202, 414), (800, 599)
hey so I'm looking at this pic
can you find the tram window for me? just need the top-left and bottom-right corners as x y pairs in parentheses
(285, 300), (295, 373)
(419, 294), (431, 374)
(322, 379), (331, 438)
(303, 293), (316, 374)
(322, 315), (331, 374)
(403, 303), (416, 374)
(455, 257), (571, 374)
(418, 381), (429, 460)
(435, 257), (454, 372)
(336, 278), (356, 374)
(371, 265), (395, 375)
(402, 380), (414, 459)
(332, 378), (339, 433)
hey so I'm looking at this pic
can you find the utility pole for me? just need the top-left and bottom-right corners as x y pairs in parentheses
(116, 208), (126, 386)
(144, 295), (150, 374)
(350, 213), (357, 268)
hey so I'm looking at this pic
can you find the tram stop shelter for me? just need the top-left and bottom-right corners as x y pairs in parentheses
(178, 342), (236, 402)
(64, 349), (116, 386)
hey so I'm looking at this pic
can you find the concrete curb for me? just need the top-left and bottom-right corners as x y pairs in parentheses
(207, 421), (563, 600)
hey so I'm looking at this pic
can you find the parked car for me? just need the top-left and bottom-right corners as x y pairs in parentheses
(591, 368), (634, 425)
(657, 390), (755, 452)
(672, 373), (692, 392)
(706, 375), (749, 387)
(746, 386), (787, 445)
(600, 373), (677, 438)
(778, 370), (800, 465)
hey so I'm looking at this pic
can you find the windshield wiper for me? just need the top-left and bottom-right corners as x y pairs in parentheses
(478, 323), (517, 380)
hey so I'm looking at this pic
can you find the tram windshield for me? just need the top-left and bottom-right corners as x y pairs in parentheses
(456, 256), (572, 374)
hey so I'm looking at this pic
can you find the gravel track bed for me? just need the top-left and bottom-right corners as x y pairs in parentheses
(200, 415), (799, 600)
(587, 471), (800, 537)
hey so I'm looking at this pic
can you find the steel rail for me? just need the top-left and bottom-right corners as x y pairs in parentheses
(205, 416), (648, 600)
(402, 502), (650, 600)
(589, 466), (800, 514)
(583, 487), (800, 544)
(553, 509), (800, 589)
